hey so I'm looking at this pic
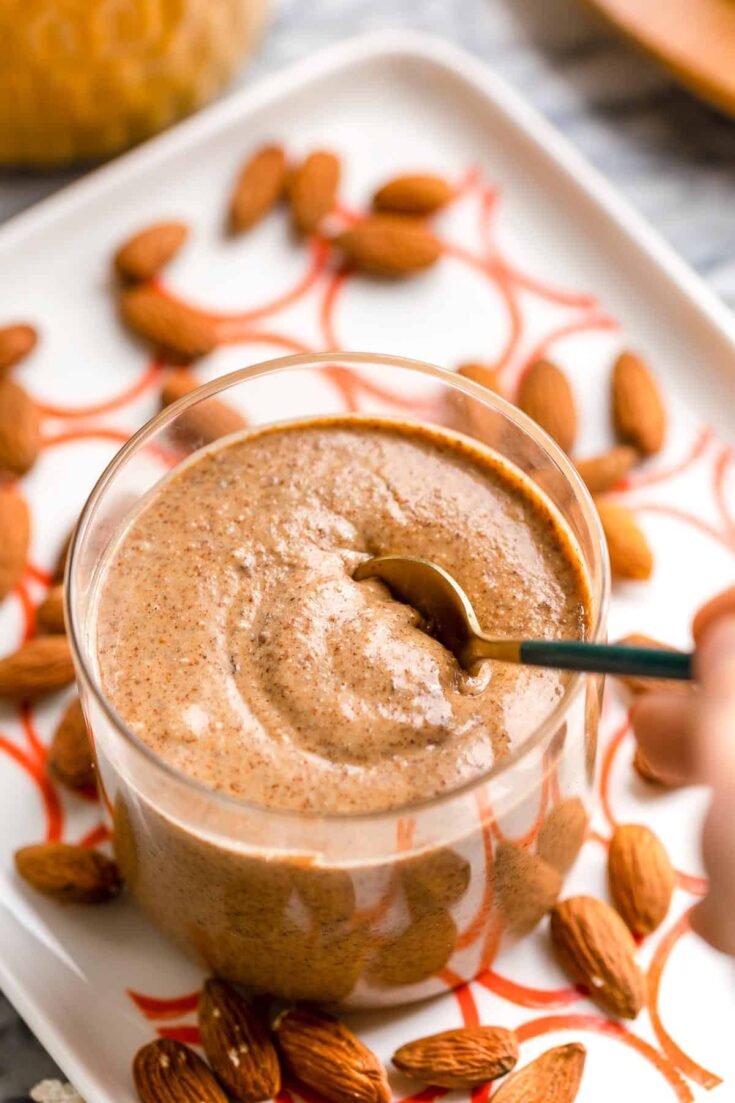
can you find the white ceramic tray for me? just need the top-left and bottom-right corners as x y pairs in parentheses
(1, 30), (733, 1103)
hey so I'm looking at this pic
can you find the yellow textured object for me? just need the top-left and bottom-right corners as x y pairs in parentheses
(0, 0), (268, 166)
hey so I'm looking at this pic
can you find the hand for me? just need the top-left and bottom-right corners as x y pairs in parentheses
(632, 586), (735, 955)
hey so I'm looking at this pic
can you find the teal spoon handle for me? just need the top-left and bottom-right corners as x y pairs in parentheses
(520, 640), (693, 680)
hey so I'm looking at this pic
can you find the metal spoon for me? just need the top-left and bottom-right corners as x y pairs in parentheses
(353, 554), (693, 680)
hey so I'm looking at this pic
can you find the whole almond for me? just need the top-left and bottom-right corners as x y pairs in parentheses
(494, 841), (561, 935)
(550, 895), (646, 1018)
(612, 351), (666, 455)
(373, 173), (453, 215)
(0, 636), (75, 699)
(134, 1037), (228, 1103)
(608, 824), (675, 935)
(457, 361), (504, 395)
(49, 697), (95, 791)
(274, 1006), (391, 1103)
(492, 1043), (586, 1103)
(518, 360), (576, 453)
(36, 584), (66, 634)
(575, 446), (638, 495)
(0, 490), (29, 601)
(120, 286), (218, 360)
(537, 797), (588, 876)
(334, 215), (441, 277)
(0, 378), (41, 475)
(198, 978), (281, 1102)
(15, 842), (121, 904)
(230, 144), (288, 233)
(114, 221), (189, 282)
(393, 1026), (518, 1088)
(595, 500), (653, 581)
(633, 746), (674, 786)
(290, 150), (341, 234)
(615, 632), (688, 695)
(161, 369), (247, 444)
(0, 323), (38, 374)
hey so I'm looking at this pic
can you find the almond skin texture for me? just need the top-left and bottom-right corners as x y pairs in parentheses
(0, 490), (29, 601)
(494, 841), (562, 935)
(457, 361), (504, 395)
(575, 446), (638, 495)
(230, 144), (288, 234)
(615, 632), (688, 695)
(491, 1043), (586, 1103)
(517, 359), (576, 453)
(0, 636), (75, 699)
(595, 500), (653, 581)
(15, 842), (121, 904)
(120, 286), (218, 360)
(274, 1006), (391, 1103)
(393, 1026), (518, 1088)
(608, 824), (675, 935)
(198, 978), (281, 1102)
(334, 214), (441, 277)
(373, 173), (453, 215)
(36, 584), (66, 634)
(550, 895), (646, 1019)
(290, 150), (340, 234)
(161, 369), (247, 444)
(49, 697), (95, 791)
(612, 351), (666, 455)
(0, 323), (38, 374)
(0, 378), (41, 475)
(134, 1037), (229, 1103)
(114, 221), (188, 282)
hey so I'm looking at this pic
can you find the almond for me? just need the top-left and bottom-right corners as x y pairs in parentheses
(494, 841), (561, 935)
(574, 446), (638, 495)
(550, 895), (646, 1018)
(457, 361), (504, 395)
(365, 909), (457, 987)
(0, 490), (29, 601)
(608, 824), (675, 935)
(393, 1026), (518, 1088)
(0, 378), (41, 475)
(517, 359), (576, 453)
(229, 144), (288, 233)
(114, 221), (189, 282)
(15, 842), (121, 904)
(161, 369), (247, 444)
(595, 500), (653, 581)
(53, 528), (73, 583)
(36, 584), (66, 634)
(373, 173), (453, 215)
(274, 1006), (391, 1103)
(615, 632), (687, 695)
(133, 1037), (228, 1103)
(290, 150), (341, 234)
(633, 746), (673, 786)
(612, 351), (666, 455)
(120, 286), (218, 360)
(537, 797), (588, 876)
(198, 978), (281, 1102)
(49, 697), (95, 791)
(0, 636), (75, 699)
(0, 323), (38, 374)
(334, 214), (441, 277)
(492, 1043), (586, 1103)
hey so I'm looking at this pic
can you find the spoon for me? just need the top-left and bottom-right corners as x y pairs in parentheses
(353, 555), (693, 681)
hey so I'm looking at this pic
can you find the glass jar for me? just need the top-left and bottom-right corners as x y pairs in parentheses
(66, 353), (609, 1009)
(0, 0), (268, 166)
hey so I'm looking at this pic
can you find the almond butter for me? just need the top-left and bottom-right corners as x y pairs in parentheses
(595, 500), (653, 581)
(120, 286), (218, 360)
(373, 173), (453, 215)
(0, 378), (41, 475)
(550, 895), (646, 1018)
(0, 490), (29, 601)
(114, 221), (189, 282)
(334, 214), (441, 277)
(161, 369), (247, 444)
(198, 978), (281, 1102)
(274, 1006), (391, 1103)
(457, 361), (504, 395)
(393, 1026), (518, 1088)
(608, 824), (675, 935)
(36, 584), (66, 634)
(0, 323), (38, 374)
(229, 144), (288, 233)
(133, 1037), (228, 1103)
(494, 841), (561, 935)
(290, 150), (341, 234)
(15, 842), (121, 904)
(517, 359), (576, 453)
(615, 632), (688, 695)
(612, 351), (666, 455)
(537, 797), (588, 876)
(492, 1043), (586, 1103)
(49, 697), (95, 791)
(574, 446), (638, 495)
(0, 636), (75, 699)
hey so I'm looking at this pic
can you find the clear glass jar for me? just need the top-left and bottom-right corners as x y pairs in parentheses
(66, 353), (609, 1009)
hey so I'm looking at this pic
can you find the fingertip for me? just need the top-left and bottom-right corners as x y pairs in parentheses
(695, 615), (735, 689)
(693, 586), (735, 644)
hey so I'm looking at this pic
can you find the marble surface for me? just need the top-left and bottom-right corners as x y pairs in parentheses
(2, 0), (735, 1095)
